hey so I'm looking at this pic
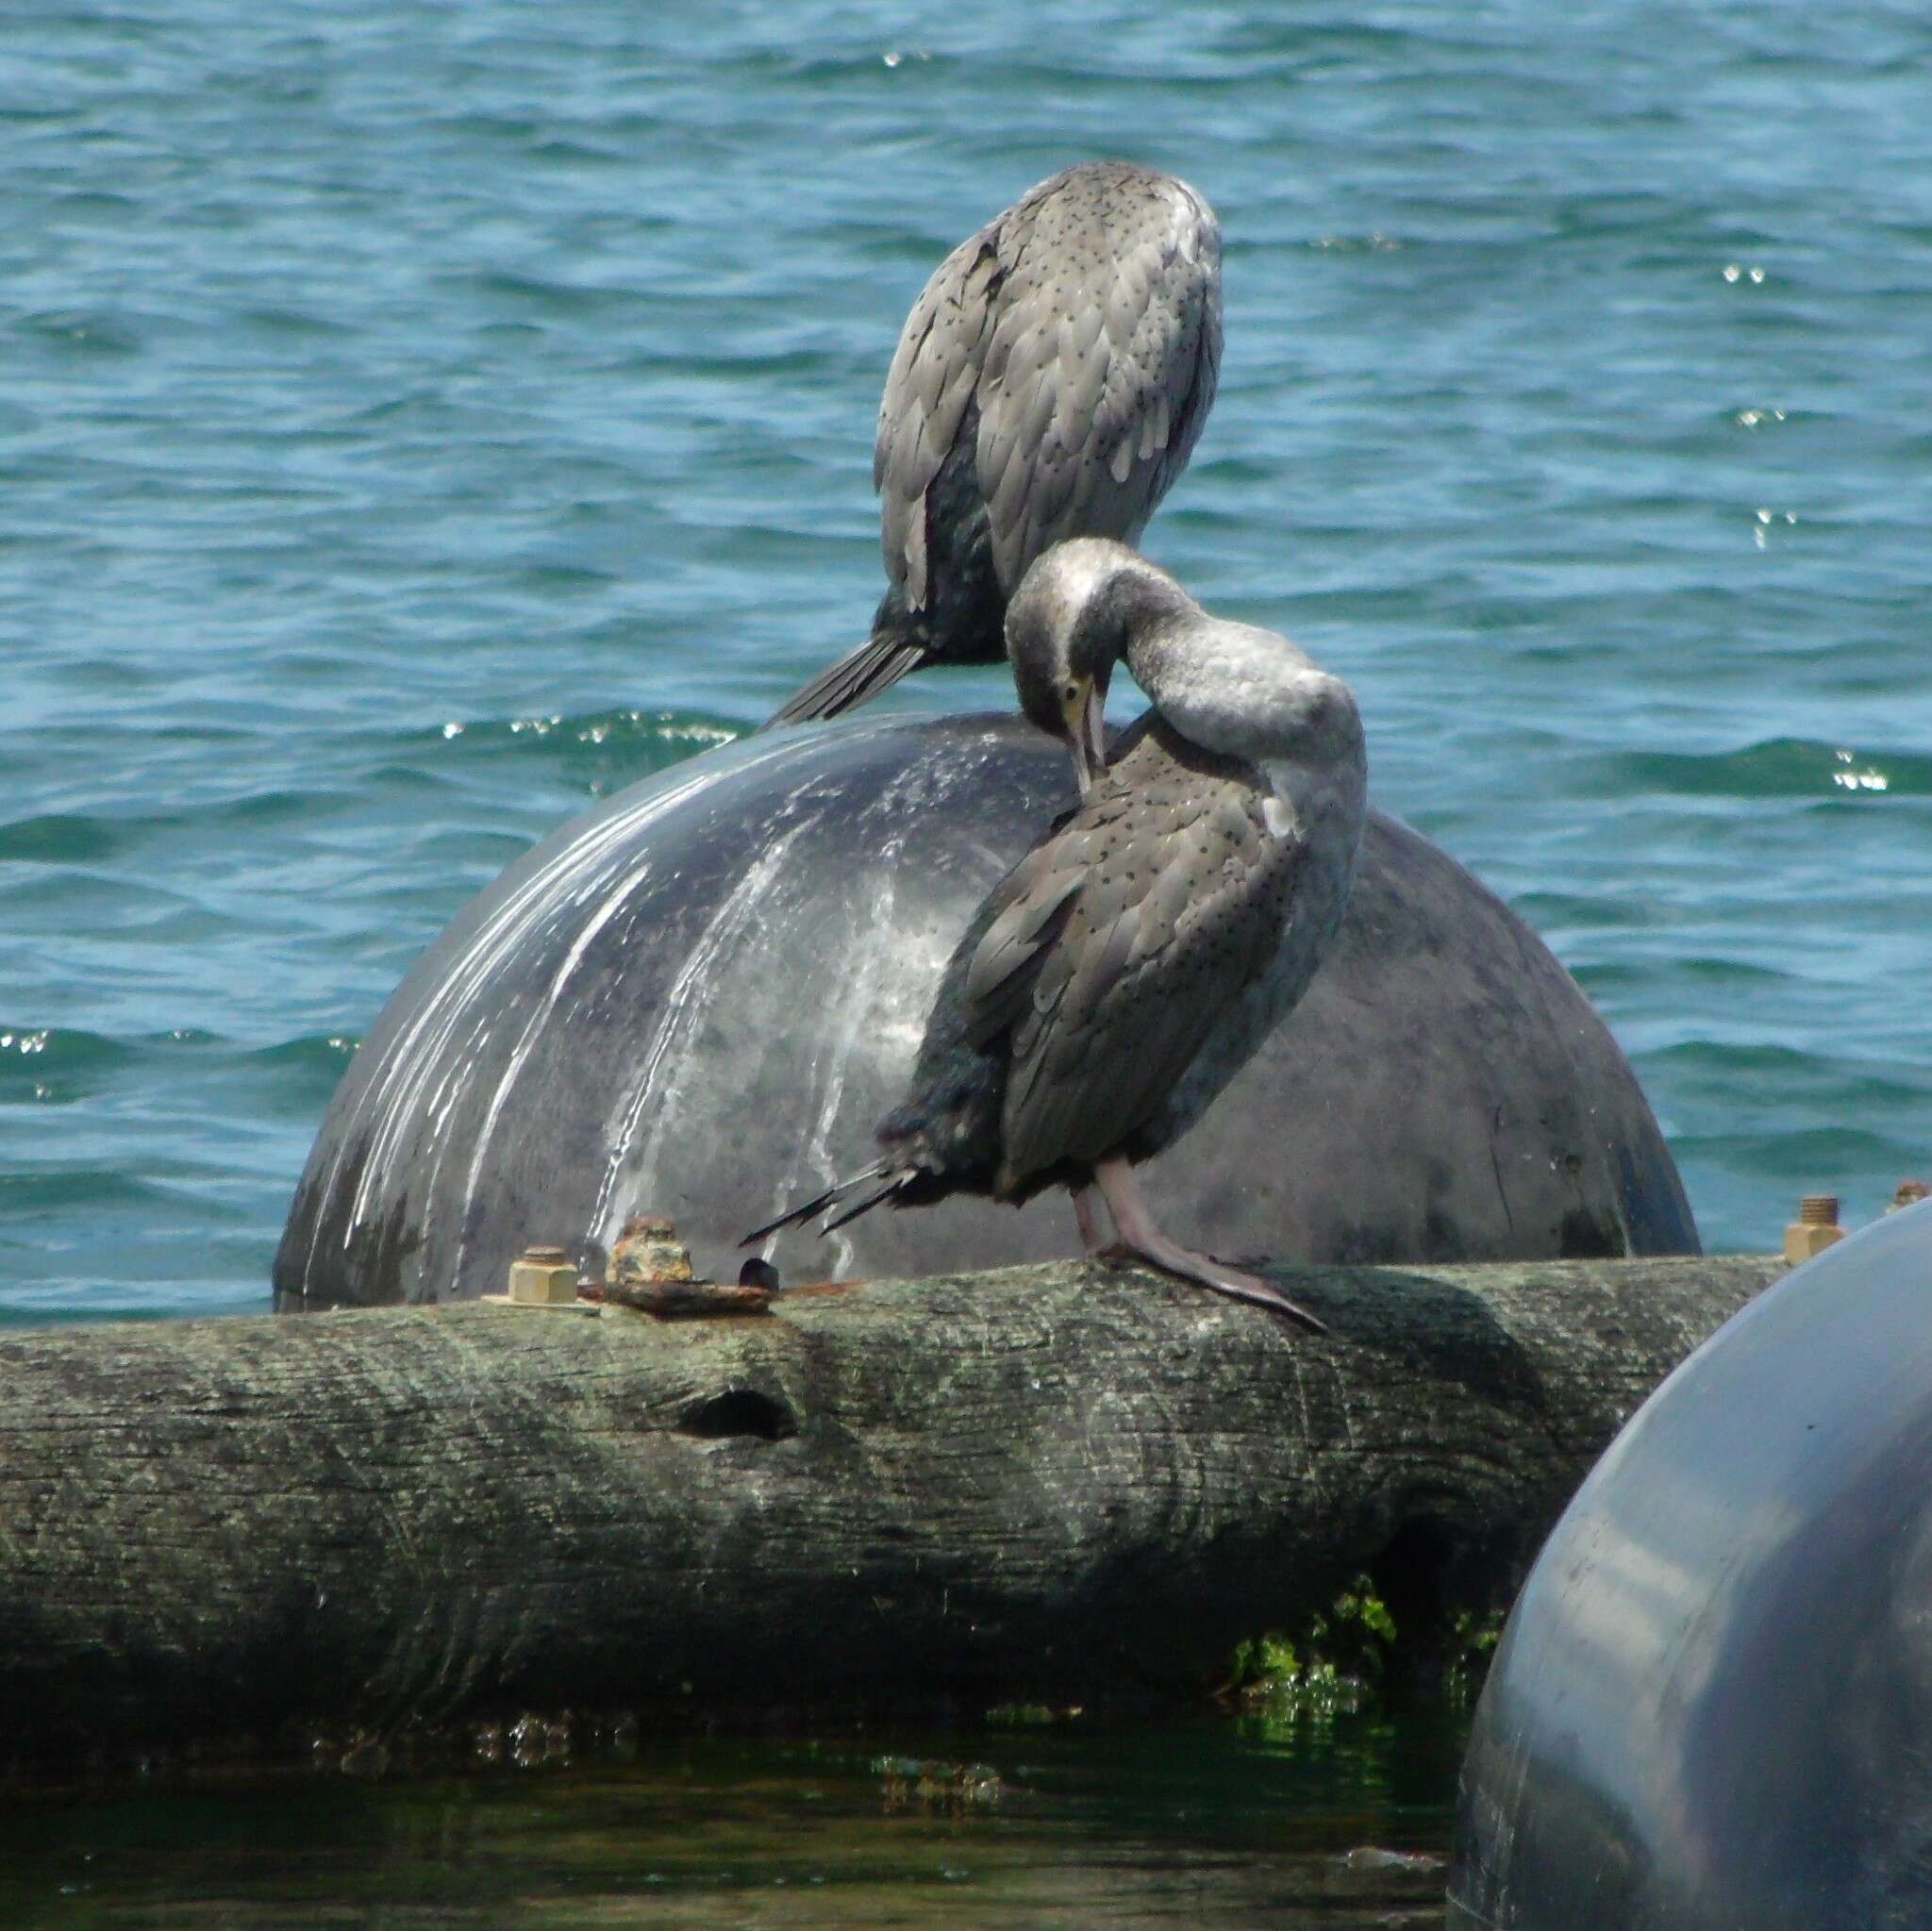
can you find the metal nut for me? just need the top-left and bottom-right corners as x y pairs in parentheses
(508, 1246), (579, 1305)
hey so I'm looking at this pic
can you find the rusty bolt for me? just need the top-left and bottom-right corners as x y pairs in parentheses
(611, 1214), (695, 1284)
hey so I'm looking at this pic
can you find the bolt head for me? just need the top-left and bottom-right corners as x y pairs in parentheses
(1783, 1223), (1844, 1265)
(508, 1256), (580, 1305)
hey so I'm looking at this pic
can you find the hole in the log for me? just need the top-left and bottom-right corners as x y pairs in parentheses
(1366, 1516), (1517, 1697)
(680, 1388), (797, 1443)
(1369, 1518), (1459, 1647)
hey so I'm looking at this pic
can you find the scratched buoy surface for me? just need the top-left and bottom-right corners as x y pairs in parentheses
(274, 712), (1695, 1308)
(1448, 1199), (1932, 1931)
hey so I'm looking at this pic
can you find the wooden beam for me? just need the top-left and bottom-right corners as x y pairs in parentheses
(0, 1256), (1783, 1763)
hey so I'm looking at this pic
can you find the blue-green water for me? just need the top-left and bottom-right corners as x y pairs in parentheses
(4, 2), (1929, 1318)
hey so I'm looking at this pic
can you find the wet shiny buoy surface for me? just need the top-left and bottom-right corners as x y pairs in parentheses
(275, 713), (1695, 1308)
(1449, 1198), (1932, 1930)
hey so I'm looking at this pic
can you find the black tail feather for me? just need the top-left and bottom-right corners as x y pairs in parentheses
(741, 1160), (915, 1247)
(761, 634), (932, 728)
(820, 1167), (918, 1235)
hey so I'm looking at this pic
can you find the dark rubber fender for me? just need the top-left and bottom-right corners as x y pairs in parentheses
(274, 710), (1695, 1307)
(1449, 1198), (1932, 1931)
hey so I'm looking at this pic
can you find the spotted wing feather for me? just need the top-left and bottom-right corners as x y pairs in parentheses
(875, 235), (1003, 607)
(958, 724), (1302, 1191)
(975, 167), (1222, 594)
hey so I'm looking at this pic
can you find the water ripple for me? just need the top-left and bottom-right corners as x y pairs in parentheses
(1585, 740), (1932, 800)
(4, 0), (1929, 1314)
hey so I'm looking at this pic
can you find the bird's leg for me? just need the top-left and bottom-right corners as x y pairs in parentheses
(1090, 1157), (1328, 1333)
(1071, 1182), (1108, 1257)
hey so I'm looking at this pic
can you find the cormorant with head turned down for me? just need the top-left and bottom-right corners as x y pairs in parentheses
(748, 541), (1367, 1325)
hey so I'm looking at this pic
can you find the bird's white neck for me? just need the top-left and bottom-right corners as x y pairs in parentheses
(1124, 605), (1358, 771)
(1100, 571), (1367, 853)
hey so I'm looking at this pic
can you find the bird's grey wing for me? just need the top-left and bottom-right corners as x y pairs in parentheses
(995, 759), (1303, 1188)
(957, 838), (1093, 1049)
(975, 172), (1222, 592)
(875, 226), (1004, 608)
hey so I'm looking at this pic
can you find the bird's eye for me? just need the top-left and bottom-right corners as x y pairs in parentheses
(1063, 682), (1079, 701)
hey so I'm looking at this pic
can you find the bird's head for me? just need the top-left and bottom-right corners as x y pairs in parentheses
(1004, 539), (1146, 791)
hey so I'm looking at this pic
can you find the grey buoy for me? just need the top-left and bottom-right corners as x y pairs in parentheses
(1449, 1199), (1932, 1931)
(275, 712), (1695, 1310)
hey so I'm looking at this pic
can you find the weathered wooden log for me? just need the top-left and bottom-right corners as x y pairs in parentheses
(0, 1255), (1781, 1764)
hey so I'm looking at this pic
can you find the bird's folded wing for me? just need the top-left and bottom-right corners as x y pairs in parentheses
(876, 232), (1003, 608)
(979, 769), (1303, 1186)
(958, 852), (1091, 1047)
(976, 181), (1222, 593)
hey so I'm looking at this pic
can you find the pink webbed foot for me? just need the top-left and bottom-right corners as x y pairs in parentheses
(1090, 1157), (1327, 1334)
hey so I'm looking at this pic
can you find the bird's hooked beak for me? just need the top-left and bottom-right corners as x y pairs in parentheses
(1060, 676), (1108, 793)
